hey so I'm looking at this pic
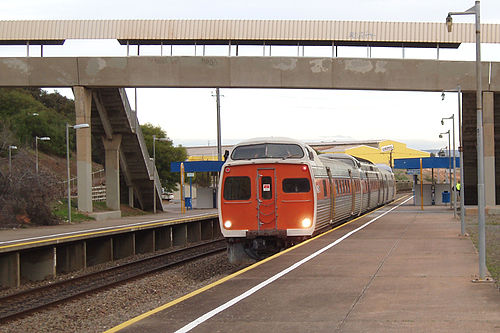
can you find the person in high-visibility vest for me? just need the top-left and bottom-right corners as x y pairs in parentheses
(456, 182), (461, 196)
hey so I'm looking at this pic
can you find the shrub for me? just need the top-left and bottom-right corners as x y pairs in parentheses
(0, 150), (63, 228)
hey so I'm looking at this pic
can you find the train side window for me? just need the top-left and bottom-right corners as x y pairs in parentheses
(261, 176), (273, 200)
(283, 178), (310, 193)
(322, 179), (327, 197)
(223, 176), (251, 200)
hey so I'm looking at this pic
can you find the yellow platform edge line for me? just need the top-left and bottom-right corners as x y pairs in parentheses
(104, 195), (408, 333)
(0, 214), (218, 251)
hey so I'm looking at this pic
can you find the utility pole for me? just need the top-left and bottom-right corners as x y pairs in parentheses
(215, 88), (222, 161)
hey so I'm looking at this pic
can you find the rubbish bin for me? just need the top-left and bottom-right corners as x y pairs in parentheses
(442, 191), (450, 203)
(185, 197), (192, 210)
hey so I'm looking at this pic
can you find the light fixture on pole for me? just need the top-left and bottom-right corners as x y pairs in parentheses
(35, 136), (50, 174)
(439, 130), (452, 208)
(447, 1), (487, 280)
(152, 135), (169, 213)
(66, 123), (89, 223)
(8, 145), (17, 175)
(441, 115), (456, 218)
(442, 86), (465, 235)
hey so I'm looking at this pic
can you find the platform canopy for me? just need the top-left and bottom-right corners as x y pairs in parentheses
(2, 19), (500, 48)
(394, 157), (460, 169)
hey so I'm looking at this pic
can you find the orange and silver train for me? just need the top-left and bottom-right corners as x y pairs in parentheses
(218, 138), (395, 264)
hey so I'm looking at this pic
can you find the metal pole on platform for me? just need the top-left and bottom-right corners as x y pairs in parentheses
(448, 133), (452, 208)
(447, 0), (486, 279)
(439, 130), (451, 208)
(153, 135), (156, 214)
(8, 145), (17, 175)
(458, 86), (466, 235)
(214, 88), (222, 161)
(442, 86), (465, 231)
(152, 136), (169, 214)
(420, 158), (423, 211)
(35, 136), (50, 175)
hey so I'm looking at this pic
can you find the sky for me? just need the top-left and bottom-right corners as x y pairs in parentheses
(2, 0), (500, 150)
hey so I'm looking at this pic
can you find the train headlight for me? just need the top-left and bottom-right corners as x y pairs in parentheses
(224, 220), (232, 229)
(301, 218), (312, 228)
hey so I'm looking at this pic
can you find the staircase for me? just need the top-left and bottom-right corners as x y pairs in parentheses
(90, 88), (162, 211)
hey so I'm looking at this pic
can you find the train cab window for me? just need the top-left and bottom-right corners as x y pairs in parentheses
(282, 178), (310, 193)
(223, 176), (251, 200)
(322, 179), (327, 197)
(261, 176), (273, 200)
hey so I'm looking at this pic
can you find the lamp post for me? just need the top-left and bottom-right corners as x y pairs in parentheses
(447, 1), (487, 280)
(441, 115), (456, 218)
(442, 86), (465, 234)
(35, 136), (50, 174)
(439, 130), (452, 208)
(66, 123), (90, 223)
(152, 135), (169, 213)
(8, 145), (17, 175)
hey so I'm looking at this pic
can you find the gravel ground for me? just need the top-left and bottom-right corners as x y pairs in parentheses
(466, 215), (500, 289)
(0, 252), (245, 332)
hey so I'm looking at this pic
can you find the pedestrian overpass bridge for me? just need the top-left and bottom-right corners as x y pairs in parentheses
(1, 19), (499, 213)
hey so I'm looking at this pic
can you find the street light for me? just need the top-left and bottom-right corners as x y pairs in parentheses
(441, 115), (456, 218)
(8, 145), (17, 175)
(439, 130), (452, 209)
(447, 1), (487, 280)
(442, 86), (465, 234)
(152, 135), (169, 213)
(35, 136), (50, 174)
(66, 123), (89, 223)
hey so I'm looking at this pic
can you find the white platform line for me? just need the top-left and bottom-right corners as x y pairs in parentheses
(175, 196), (413, 333)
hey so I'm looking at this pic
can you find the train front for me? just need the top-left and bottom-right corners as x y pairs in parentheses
(218, 138), (317, 264)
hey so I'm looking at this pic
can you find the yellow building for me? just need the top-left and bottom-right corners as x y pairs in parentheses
(316, 140), (429, 167)
(184, 140), (429, 167)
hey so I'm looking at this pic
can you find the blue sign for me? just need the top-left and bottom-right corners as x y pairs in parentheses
(171, 161), (225, 173)
(394, 157), (460, 170)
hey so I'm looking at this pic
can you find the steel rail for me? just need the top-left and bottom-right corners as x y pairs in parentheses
(0, 239), (226, 322)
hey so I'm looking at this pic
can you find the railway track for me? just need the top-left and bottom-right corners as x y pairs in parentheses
(0, 239), (226, 322)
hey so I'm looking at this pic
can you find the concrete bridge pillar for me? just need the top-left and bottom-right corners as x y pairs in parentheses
(74, 86), (93, 213)
(483, 92), (496, 206)
(102, 134), (122, 211)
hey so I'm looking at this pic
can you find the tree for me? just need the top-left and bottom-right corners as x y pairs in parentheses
(140, 123), (187, 191)
(0, 88), (73, 157)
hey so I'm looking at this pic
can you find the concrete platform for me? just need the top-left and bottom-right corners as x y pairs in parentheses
(113, 196), (500, 333)
(0, 201), (217, 249)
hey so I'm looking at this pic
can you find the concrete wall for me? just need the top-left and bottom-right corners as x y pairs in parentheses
(0, 217), (221, 288)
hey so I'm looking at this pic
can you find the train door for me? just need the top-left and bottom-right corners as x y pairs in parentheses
(358, 176), (364, 216)
(366, 172), (371, 208)
(384, 175), (388, 202)
(349, 170), (355, 215)
(326, 167), (335, 222)
(257, 168), (277, 231)
(376, 173), (381, 205)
